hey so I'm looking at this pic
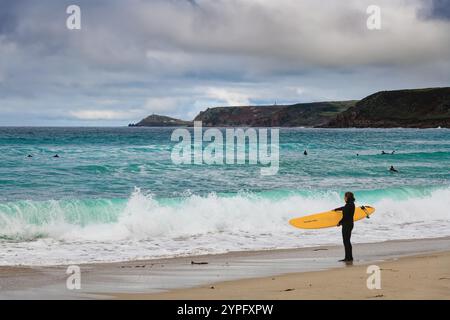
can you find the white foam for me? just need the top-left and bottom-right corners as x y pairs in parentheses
(0, 187), (449, 265)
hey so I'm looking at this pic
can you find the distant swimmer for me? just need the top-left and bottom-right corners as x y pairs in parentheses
(27, 154), (33, 158)
(389, 165), (398, 173)
(391, 150), (395, 154)
(356, 153), (359, 157)
(381, 151), (388, 155)
(304, 150), (308, 156)
(53, 154), (60, 158)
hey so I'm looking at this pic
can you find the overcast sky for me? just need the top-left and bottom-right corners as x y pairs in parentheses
(0, 0), (449, 126)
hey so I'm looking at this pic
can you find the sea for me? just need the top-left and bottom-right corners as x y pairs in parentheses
(0, 127), (449, 265)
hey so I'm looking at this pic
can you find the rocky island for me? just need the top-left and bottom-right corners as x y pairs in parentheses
(128, 114), (192, 127)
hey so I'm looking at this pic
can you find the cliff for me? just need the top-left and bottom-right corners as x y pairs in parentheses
(325, 87), (450, 128)
(129, 114), (192, 127)
(131, 87), (450, 128)
(193, 101), (356, 127)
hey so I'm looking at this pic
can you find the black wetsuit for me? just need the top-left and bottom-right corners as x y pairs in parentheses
(335, 200), (355, 261)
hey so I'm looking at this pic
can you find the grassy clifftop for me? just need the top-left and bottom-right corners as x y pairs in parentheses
(194, 101), (356, 127)
(325, 87), (450, 128)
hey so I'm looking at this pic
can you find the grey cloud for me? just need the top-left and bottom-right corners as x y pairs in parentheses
(0, 0), (449, 125)
(419, 0), (450, 20)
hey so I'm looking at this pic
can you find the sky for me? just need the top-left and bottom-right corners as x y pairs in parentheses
(0, 0), (449, 126)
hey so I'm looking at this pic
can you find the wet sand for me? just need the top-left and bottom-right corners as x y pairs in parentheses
(0, 237), (449, 299)
(117, 251), (450, 300)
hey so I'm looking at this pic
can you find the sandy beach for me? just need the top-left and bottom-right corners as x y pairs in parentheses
(1, 237), (449, 299)
(117, 251), (450, 300)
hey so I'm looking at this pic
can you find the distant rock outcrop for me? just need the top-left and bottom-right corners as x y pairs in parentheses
(193, 101), (356, 127)
(129, 114), (192, 127)
(324, 87), (450, 128)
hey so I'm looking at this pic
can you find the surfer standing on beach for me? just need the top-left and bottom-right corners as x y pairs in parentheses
(334, 192), (356, 262)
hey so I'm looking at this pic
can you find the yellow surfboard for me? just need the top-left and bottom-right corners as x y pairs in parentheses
(289, 205), (375, 229)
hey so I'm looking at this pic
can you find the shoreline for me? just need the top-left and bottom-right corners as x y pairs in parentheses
(0, 237), (449, 299)
(3, 236), (450, 268)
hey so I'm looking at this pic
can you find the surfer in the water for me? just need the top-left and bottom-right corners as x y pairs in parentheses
(334, 192), (355, 262)
(389, 165), (398, 173)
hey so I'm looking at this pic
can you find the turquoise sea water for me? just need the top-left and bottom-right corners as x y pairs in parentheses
(0, 127), (449, 265)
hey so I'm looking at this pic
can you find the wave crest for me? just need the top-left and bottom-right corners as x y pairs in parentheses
(0, 186), (449, 242)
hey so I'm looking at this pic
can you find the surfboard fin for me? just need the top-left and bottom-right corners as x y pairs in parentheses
(361, 205), (370, 219)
